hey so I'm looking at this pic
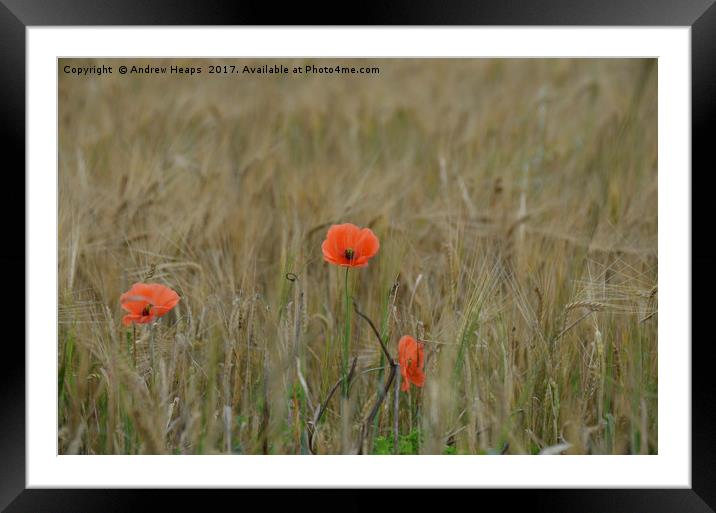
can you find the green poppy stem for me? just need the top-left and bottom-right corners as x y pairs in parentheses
(149, 322), (156, 383)
(132, 324), (137, 369)
(342, 266), (351, 397)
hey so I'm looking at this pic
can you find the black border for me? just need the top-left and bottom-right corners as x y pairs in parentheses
(4, 1), (713, 511)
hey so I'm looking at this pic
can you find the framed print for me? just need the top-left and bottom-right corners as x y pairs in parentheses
(4, 0), (713, 511)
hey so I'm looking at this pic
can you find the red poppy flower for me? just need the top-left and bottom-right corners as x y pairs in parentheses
(120, 282), (180, 326)
(398, 335), (425, 392)
(321, 223), (380, 268)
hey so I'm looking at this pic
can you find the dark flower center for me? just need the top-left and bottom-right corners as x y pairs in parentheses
(142, 304), (153, 316)
(344, 248), (355, 260)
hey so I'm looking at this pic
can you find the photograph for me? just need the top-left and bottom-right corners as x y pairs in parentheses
(57, 57), (657, 456)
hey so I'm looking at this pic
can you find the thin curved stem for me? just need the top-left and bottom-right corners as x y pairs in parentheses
(352, 302), (398, 454)
(353, 300), (395, 366)
(308, 357), (358, 455)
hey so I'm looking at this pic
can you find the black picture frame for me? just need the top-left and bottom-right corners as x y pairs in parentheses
(3, 1), (712, 511)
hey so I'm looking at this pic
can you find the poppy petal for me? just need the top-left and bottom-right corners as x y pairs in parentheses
(401, 377), (410, 392)
(120, 282), (179, 323)
(337, 224), (361, 253)
(139, 314), (154, 324)
(155, 285), (179, 305)
(122, 314), (141, 326)
(120, 300), (148, 315)
(326, 224), (347, 254)
(120, 283), (155, 314)
(356, 228), (380, 259)
(322, 238), (337, 262)
(411, 370), (425, 387)
(121, 283), (155, 302)
(322, 223), (380, 268)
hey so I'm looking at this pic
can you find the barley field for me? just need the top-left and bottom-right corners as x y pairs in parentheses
(58, 58), (657, 455)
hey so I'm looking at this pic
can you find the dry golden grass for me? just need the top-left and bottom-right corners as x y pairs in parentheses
(58, 58), (657, 455)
